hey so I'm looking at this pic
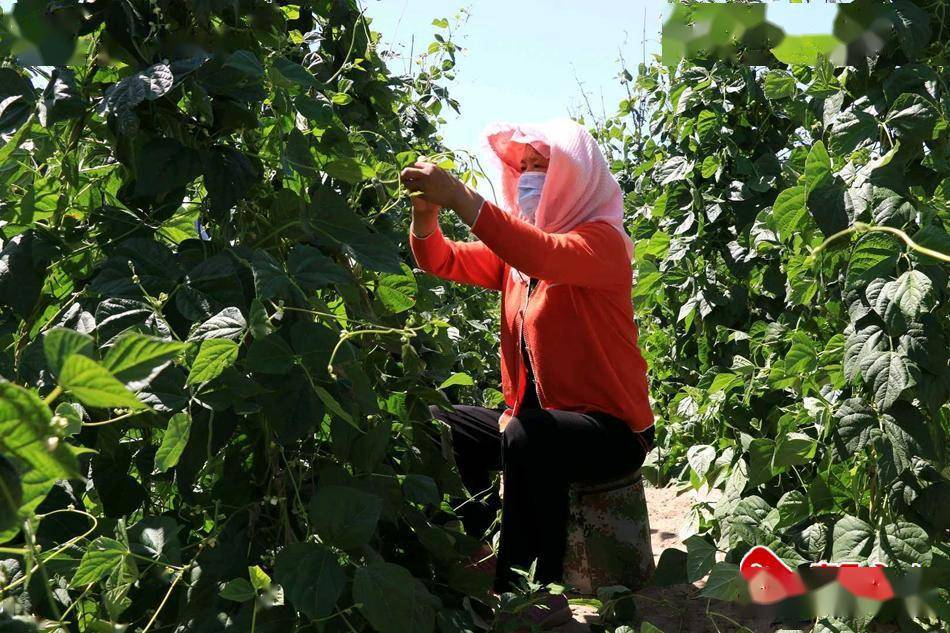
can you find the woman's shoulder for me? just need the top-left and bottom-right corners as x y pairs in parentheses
(570, 220), (631, 256)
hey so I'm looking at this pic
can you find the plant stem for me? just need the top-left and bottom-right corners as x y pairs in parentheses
(0, 509), (99, 594)
(83, 410), (143, 427)
(141, 567), (185, 633)
(43, 386), (63, 406)
(810, 222), (950, 263)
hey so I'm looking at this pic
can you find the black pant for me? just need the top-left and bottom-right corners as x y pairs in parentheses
(429, 404), (654, 591)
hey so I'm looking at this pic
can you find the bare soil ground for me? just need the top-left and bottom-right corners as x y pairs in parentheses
(551, 485), (793, 633)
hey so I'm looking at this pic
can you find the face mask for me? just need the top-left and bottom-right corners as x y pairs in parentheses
(517, 171), (546, 222)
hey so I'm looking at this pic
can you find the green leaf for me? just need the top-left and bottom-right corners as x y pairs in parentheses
(771, 34), (840, 66)
(291, 321), (337, 376)
(889, 270), (932, 320)
(306, 190), (400, 274)
(288, 245), (350, 288)
(695, 109), (720, 145)
(864, 351), (912, 409)
(775, 491), (810, 530)
(746, 438), (776, 487)
(402, 474), (440, 507)
(187, 339), (239, 385)
(0, 455), (23, 532)
(785, 332), (817, 374)
(886, 93), (938, 141)
(189, 307), (247, 342)
(295, 95), (335, 126)
(772, 186), (808, 242)
(353, 563), (439, 633)
(866, 278), (907, 331)
(698, 562), (746, 601)
(871, 189), (914, 225)
(880, 401), (931, 473)
(708, 372), (740, 394)
(308, 485), (381, 549)
(154, 413), (191, 473)
(59, 355), (147, 410)
(219, 577), (256, 602)
(248, 565), (271, 591)
(0, 231), (57, 319)
(843, 325), (885, 383)
(324, 158), (375, 184)
(829, 108), (879, 156)
(246, 334), (295, 375)
(331, 92), (353, 106)
(129, 516), (181, 563)
(700, 155), (720, 179)
(273, 56), (319, 88)
(804, 141), (832, 194)
(377, 265), (418, 313)
(223, 50), (265, 79)
(0, 382), (79, 479)
(728, 495), (774, 545)
(831, 515), (874, 562)
(911, 224), (950, 264)
(654, 156), (693, 186)
(307, 187), (370, 242)
(248, 299), (273, 340)
(650, 547), (688, 586)
(763, 71), (796, 100)
(773, 432), (817, 468)
(250, 249), (301, 302)
(683, 535), (716, 583)
(796, 522), (830, 561)
(286, 128), (319, 177)
(892, 0), (932, 58)
(43, 328), (94, 378)
(834, 398), (881, 455)
(439, 372), (474, 389)
(202, 147), (261, 216)
(276, 543), (345, 620)
(687, 445), (715, 478)
(71, 537), (129, 587)
(846, 232), (900, 291)
(98, 63), (174, 135)
(346, 234), (403, 274)
(54, 402), (83, 437)
(871, 521), (931, 567)
(0, 112), (35, 164)
(312, 385), (356, 428)
(133, 138), (202, 197)
(102, 333), (186, 386)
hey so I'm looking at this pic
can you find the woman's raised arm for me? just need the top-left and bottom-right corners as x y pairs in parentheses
(409, 224), (505, 291)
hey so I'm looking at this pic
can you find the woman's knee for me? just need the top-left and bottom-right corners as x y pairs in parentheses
(501, 410), (551, 458)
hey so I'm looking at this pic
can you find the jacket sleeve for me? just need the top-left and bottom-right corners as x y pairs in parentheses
(469, 199), (630, 288)
(409, 223), (505, 291)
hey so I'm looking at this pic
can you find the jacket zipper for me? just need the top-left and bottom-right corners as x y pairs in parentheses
(516, 277), (543, 411)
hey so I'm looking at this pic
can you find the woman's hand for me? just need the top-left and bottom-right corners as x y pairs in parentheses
(400, 161), (484, 227)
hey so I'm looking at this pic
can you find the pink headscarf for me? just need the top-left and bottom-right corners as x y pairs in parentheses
(481, 118), (635, 260)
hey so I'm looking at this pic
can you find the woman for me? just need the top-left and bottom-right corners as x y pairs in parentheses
(400, 119), (654, 626)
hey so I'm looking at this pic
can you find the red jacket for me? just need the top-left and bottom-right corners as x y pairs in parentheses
(410, 199), (654, 433)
